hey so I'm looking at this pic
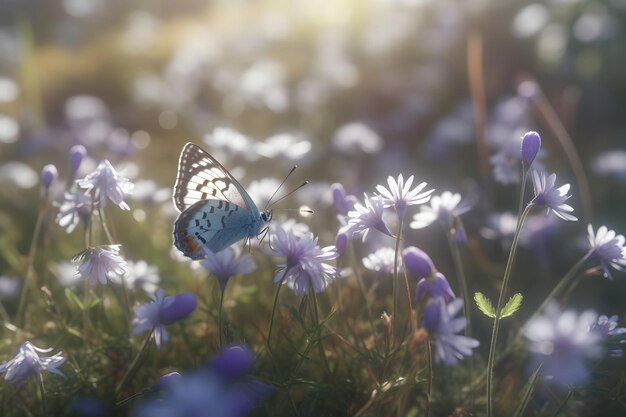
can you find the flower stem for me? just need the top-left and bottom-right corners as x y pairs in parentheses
(115, 329), (154, 398)
(310, 289), (331, 374)
(445, 229), (471, 337)
(218, 289), (225, 349)
(16, 188), (48, 327)
(392, 213), (405, 345)
(267, 267), (291, 350)
(425, 338), (433, 417)
(37, 373), (48, 417)
(486, 203), (533, 417)
(519, 251), (592, 335)
(552, 388), (574, 417)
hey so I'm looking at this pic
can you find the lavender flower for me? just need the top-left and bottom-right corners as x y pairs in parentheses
(592, 315), (626, 358)
(331, 183), (358, 216)
(75, 245), (127, 286)
(587, 225), (626, 279)
(56, 190), (92, 233)
(78, 160), (133, 210)
(211, 344), (256, 379)
(122, 260), (161, 294)
(521, 131), (541, 168)
(69, 145), (87, 174)
(402, 246), (435, 278)
(132, 289), (197, 350)
(375, 174), (433, 219)
(410, 191), (470, 229)
(524, 303), (602, 385)
(272, 227), (338, 296)
(335, 232), (348, 255)
(423, 298), (478, 366)
(531, 171), (577, 221)
(362, 247), (398, 274)
(0, 341), (65, 386)
(200, 248), (256, 292)
(416, 273), (455, 304)
(40, 164), (57, 188)
(340, 194), (392, 241)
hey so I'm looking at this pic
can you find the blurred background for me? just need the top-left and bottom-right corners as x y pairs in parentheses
(1, 0), (626, 371)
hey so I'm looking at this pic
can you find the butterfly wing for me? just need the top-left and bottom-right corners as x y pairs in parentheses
(172, 143), (259, 217)
(174, 199), (261, 260)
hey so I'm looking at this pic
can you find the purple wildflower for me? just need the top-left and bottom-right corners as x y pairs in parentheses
(423, 298), (479, 366)
(272, 227), (338, 296)
(531, 171), (577, 221)
(76, 245), (126, 286)
(340, 194), (392, 241)
(78, 160), (133, 210)
(524, 303), (602, 385)
(41, 164), (57, 188)
(416, 273), (456, 303)
(132, 289), (197, 350)
(69, 145), (87, 174)
(331, 183), (358, 216)
(200, 248), (256, 292)
(375, 174), (433, 219)
(402, 246), (435, 278)
(0, 341), (65, 386)
(521, 131), (541, 168)
(410, 191), (471, 229)
(56, 190), (92, 233)
(587, 225), (626, 279)
(592, 315), (626, 358)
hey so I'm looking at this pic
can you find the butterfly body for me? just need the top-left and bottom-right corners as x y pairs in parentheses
(172, 143), (271, 260)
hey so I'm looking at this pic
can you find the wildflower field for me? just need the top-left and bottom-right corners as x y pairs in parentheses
(1, 1), (626, 416)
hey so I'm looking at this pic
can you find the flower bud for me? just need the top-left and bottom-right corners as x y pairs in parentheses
(521, 131), (541, 168)
(335, 232), (348, 255)
(402, 246), (434, 278)
(416, 273), (456, 303)
(41, 164), (57, 188)
(331, 183), (357, 215)
(160, 292), (197, 324)
(69, 145), (87, 174)
(211, 344), (255, 379)
(422, 298), (442, 333)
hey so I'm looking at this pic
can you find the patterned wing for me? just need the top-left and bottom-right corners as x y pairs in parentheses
(173, 199), (262, 260)
(172, 143), (257, 214)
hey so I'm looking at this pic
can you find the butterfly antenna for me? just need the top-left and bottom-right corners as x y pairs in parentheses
(268, 181), (309, 208)
(264, 165), (298, 211)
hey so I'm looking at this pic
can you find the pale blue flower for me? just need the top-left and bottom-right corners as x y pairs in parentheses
(78, 160), (133, 210)
(524, 303), (602, 385)
(272, 228), (338, 296)
(55, 190), (92, 233)
(340, 194), (391, 241)
(0, 341), (65, 386)
(122, 260), (161, 294)
(76, 245), (126, 286)
(362, 247), (398, 274)
(423, 297), (478, 366)
(587, 225), (626, 279)
(376, 174), (433, 219)
(410, 191), (470, 229)
(201, 248), (256, 292)
(531, 171), (577, 221)
(132, 289), (197, 350)
(592, 315), (626, 358)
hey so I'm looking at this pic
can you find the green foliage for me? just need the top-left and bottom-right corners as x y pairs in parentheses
(500, 293), (523, 318)
(474, 292), (496, 318)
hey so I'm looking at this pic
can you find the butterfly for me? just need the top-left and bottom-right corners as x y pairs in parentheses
(172, 143), (272, 260)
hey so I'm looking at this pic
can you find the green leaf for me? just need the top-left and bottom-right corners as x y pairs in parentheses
(513, 363), (542, 417)
(474, 292), (496, 318)
(65, 288), (84, 310)
(501, 293), (523, 318)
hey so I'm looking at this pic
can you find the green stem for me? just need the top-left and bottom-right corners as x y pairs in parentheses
(16, 188), (48, 327)
(486, 203), (533, 417)
(218, 289), (225, 348)
(392, 213), (405, 345)
(425, 338), (433, 417)
(310, 288), (331, 374)
(267, 267), (291, 350)
(552, 388), (574, 417)
(349, 245), (377, 337)
(519, 252), (592, 336)
(37, 373), (48, 417)
(445, 228), (471, 337)
(116, 329), (154, 397)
